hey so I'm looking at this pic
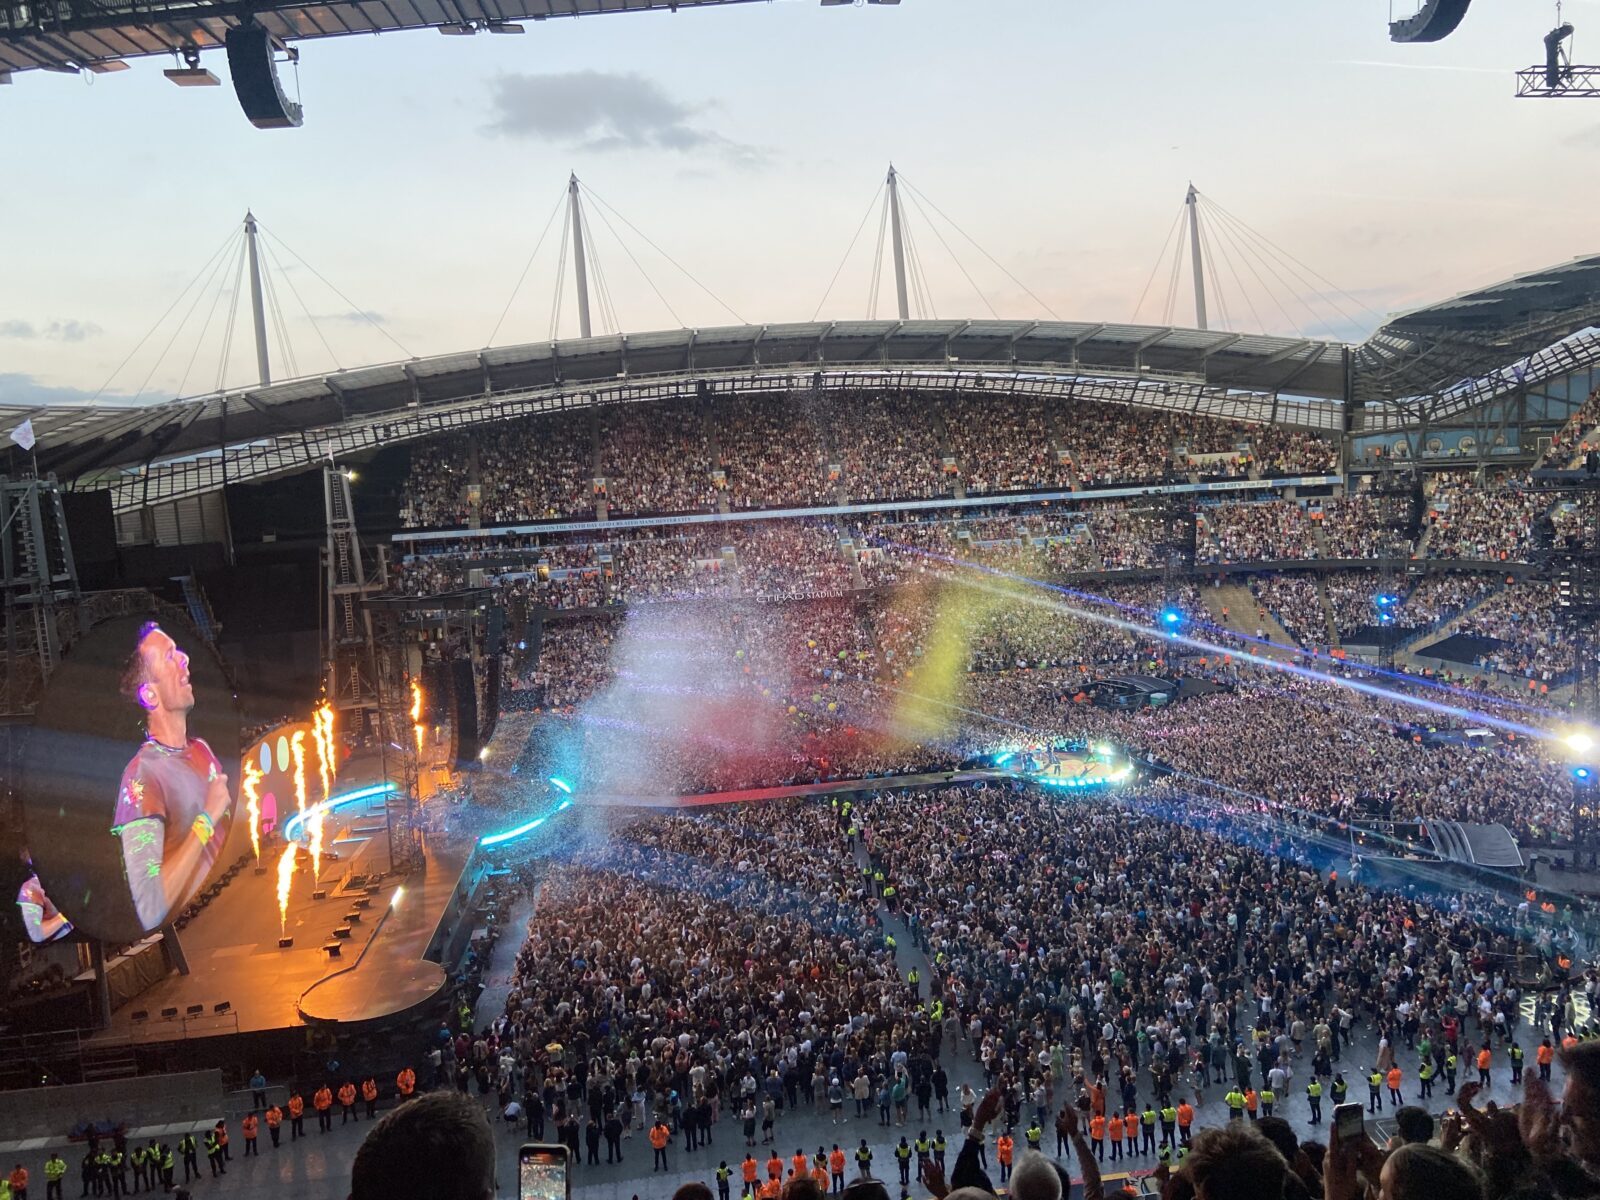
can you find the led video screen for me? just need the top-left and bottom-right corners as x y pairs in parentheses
(19, 612), (243, 944)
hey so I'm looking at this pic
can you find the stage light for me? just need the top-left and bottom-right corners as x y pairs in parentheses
(1376, 595), (1396, 606)
(281, 781), (398, 842)
(479, 747), (490, 761)
(993, 752), (1014, 767)
(549, 776), (573, 793)
(1574, 766), (1592, 781)
(1161, 609), (1182, 625)
(164, 67), (221, 86)
(480, 815), (546, 847)
(1567, 732), (1594, 755)
(391, 886), (404, 909)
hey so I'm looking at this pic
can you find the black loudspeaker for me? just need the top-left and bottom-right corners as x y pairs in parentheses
(480, 608), (503, 748)
(449, 656), (480, 767)
(225, 23), (303, 129)
(1388, 0), (1473, 43)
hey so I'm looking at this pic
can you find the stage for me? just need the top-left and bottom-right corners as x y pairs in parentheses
(96, 783), (471, 1040)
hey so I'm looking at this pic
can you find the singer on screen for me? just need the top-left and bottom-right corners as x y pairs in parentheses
(113, 622), (234, 932)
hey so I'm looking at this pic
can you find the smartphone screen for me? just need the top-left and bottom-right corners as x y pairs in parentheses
(1333, 1102), (1364, 1141)
(519, 1144), (569, 1200)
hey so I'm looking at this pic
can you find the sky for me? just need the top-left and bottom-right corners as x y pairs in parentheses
(4, 0), (1600, 406)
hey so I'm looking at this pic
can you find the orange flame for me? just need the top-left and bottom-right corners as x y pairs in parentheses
(309, 812), (324, 882)
(312, 703), (336, 803)
(276, 843), (296, 936)
(242, 760), (263, 862)
(291, 730), (307, 818)
(410, 680), (425, 756)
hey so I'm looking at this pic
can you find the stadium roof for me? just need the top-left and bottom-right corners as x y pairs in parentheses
(0, 0), (782, 76)
(1354, 253), (1600, 405)
(0, 320), (1348, 511)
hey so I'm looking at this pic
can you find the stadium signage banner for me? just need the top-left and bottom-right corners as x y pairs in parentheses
(394, 475), (1342, 545)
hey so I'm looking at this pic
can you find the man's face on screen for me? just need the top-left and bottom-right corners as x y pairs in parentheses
(139, 628), (194, 715)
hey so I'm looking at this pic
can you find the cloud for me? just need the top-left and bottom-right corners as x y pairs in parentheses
(1334, 60), (1504, 74)
(308, 310), (386, 325)
(46, 319), (102, 342)
(485, 70), (767, 167)
(0, 319), (103, 342)
(0, 373), (159, 407)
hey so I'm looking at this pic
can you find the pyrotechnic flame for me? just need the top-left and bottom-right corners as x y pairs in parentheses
(312, 703), (335, 802)
(291, 730), (307, 817)
(276, 843), (296, 936)
(410, 680), (424, 756)
(242, 761), (263, 862)
(309, 810), (325, 882)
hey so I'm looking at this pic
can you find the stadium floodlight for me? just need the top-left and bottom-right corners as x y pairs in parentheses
(438, 22), (477, 34)
(487, 21), (525, 33)
(86, 60), (130, 73)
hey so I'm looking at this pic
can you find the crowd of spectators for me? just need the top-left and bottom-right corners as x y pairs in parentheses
(1250, 574), (1328, 646)
(1424, 476), (1544, 563)
(1452, 584), (1576, 685)
(466, 774), (1591, 1200)
(397, 391), (1340, 528)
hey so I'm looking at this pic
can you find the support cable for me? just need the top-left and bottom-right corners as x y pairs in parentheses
(550, 201), (571, 342)
(89, 225), (239, 404)
(215, 241), (250, 395)
(900, 202), (936, 320)
(131, 234), (244, 404)
(1199, 193), (1382, 329)
(255, 222), (414, 359)
(259, 254), (299, 380)
(813, 181), (885, 322)
(594, 208), (626, 333)
(1203, 200), (1339, 335)
(1161, 216), (1189, 327)
(582, 184), (746, 324)
(1202, 208), (1299, 335)
(488, 187), (569, 346)
(1132, 202), (1187, 324)
(867, 192), (889, 320)
(578, 204), (619, 334)
(261, 236), (343, 371)
(174, 240), (242, 400)
(1197, 206), (1270, 335)
(896, 171), (1060, 319)
(901, 187), (997, 319)
(1196, 209), (1232, 332)
(585, 198), (683, 330)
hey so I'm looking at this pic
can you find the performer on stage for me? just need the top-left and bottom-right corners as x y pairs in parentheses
(114, 623), (234, 932)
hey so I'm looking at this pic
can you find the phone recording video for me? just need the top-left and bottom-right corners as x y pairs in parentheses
(1334, 1102), (1365, 1142)
(519, 1143), (570, 1200)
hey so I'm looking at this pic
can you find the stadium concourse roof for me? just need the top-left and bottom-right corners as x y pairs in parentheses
(1355, 252), (1600, 406)
(0, 0), (782, 76)
(0, 320), (1348, 511)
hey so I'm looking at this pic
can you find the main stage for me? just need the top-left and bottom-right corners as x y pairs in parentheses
(95, 779), (475, 1041)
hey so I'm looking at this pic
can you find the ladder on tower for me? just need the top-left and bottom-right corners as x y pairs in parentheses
(324, 467), (382, 727)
